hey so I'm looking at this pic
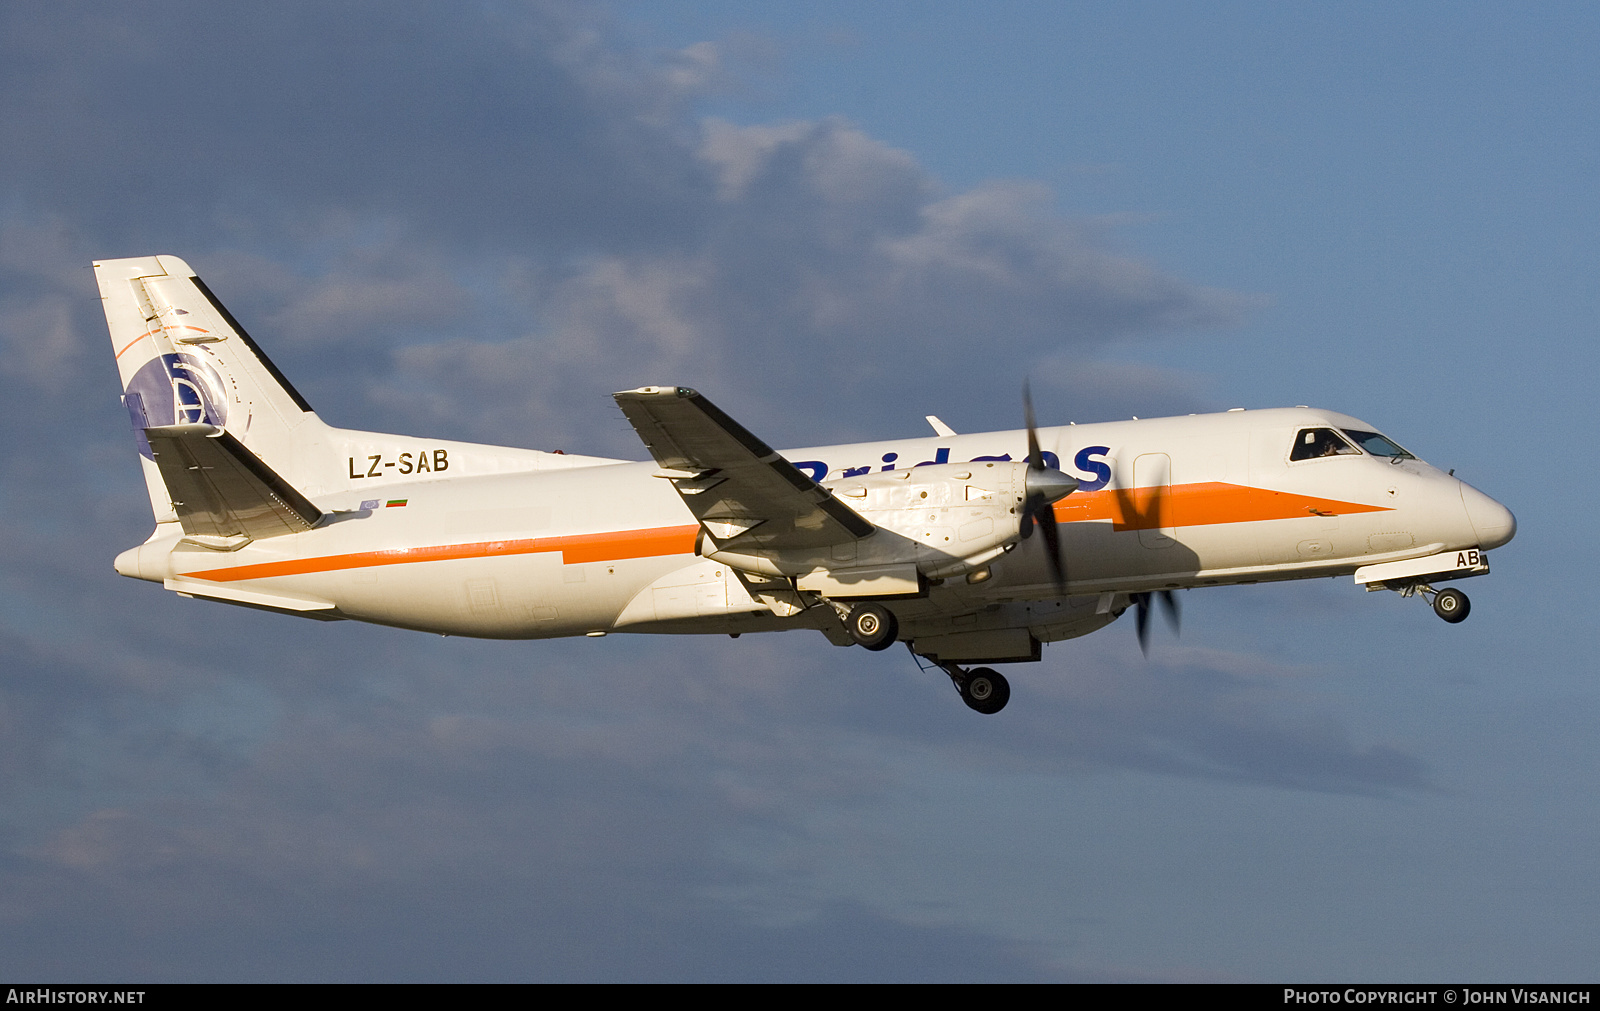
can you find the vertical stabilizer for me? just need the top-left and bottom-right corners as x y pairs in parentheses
(96, 255), (325, 524)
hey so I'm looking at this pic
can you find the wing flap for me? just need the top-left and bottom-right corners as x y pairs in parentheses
(613, 387), (871, 552)
(145, 424), (324, 541)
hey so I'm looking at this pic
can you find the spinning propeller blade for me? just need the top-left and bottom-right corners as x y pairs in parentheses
(1037, 501), (1066, 590)
(1131, 589), (1182, 655)
(1019, 382), (1076, 592)
(1024, 382), (1044, 472)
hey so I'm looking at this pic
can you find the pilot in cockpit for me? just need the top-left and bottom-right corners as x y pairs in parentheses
(1291, 427), (1360, 461)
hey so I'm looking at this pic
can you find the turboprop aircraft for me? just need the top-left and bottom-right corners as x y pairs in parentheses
(98, 255), (1516, 714)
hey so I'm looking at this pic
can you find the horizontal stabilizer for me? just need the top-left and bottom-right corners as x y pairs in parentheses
(145, 424), (324, 542)
(165, 578), (343, 620)
(613, 387), (872, 551)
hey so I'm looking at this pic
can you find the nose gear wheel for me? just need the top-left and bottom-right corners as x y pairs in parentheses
(1432, 586), (1470, 623)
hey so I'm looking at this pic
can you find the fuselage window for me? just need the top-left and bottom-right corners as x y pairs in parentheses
(1290, 427), (1360, 461)
(1341, 429), (1415, 459)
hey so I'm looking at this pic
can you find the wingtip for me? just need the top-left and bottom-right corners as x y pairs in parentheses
(613, 386), (698, 400)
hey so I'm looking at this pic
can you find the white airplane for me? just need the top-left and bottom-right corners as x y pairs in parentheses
(97, 255), (1516, 714)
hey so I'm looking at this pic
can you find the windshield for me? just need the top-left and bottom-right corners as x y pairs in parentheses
(1342, 429), (1415, 459)
(1290, 428), (1360, 461)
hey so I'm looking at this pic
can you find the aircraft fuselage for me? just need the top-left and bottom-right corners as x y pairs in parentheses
(118, 407), (1511, 649)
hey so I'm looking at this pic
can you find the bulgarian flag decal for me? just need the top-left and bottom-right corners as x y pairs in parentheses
(387, 499), (408, 508)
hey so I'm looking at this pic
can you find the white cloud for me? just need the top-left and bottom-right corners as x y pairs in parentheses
(349, 111), (1250, 449)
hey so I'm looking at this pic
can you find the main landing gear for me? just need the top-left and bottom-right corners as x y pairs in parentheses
(1392, 580), (1472, 624)
(844, 606), (1010, 714)
(961, 667), (1011, 714)
(846, 603), (899, 651)
(906, 645), (1011, 714)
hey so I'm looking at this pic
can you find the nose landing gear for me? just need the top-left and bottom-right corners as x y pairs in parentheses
(1431, 586), (1470, 623)
(1392, 580), (1472, 623)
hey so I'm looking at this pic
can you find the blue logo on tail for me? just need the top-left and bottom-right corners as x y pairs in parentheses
(123, 353), (229, 459)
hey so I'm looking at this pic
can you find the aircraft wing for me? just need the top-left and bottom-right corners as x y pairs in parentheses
(145, 424), (324, 542)
(613, 387), (873, 552)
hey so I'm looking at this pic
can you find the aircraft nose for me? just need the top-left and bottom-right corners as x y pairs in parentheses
(1460, 480), (1516, 549)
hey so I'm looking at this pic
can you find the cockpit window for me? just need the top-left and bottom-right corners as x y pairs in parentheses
(1341, 429), (1415, 459)
(1290, 428), (1360, 461)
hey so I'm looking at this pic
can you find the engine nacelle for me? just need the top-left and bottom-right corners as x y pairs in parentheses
(703, 461), (1032, 594)
(827, 460), (1028, 572)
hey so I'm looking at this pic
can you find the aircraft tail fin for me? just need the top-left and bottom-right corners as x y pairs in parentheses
(96, 255), (324, 525)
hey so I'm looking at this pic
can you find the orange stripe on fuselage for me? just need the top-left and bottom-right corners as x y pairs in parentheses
(1053, 481), (1390, 530)
(181, 524), (700, 583)
(180, 484), (1381, 583)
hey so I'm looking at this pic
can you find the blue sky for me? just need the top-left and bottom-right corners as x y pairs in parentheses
(0, 1), (1594, 981)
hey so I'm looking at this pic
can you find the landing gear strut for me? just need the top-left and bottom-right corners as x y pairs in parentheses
(907, 645), (1010, 714)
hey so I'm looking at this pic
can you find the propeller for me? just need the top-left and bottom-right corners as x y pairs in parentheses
(1018, 383), (1078, 591)
(1120, 447), (1183, 655)
(1130, 589), (1181, 655)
